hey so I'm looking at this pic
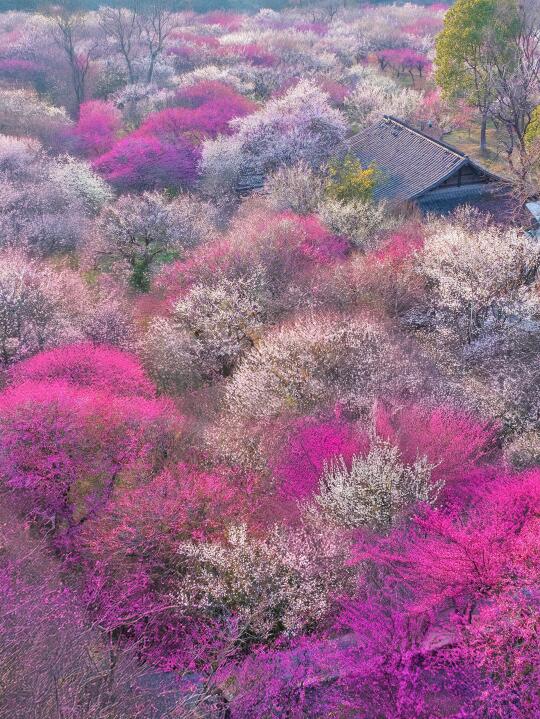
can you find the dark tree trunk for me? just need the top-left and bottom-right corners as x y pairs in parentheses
(480, 112), (488, 155)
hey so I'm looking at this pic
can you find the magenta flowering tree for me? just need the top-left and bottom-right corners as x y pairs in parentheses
(175, 80), (253, 109)
(92, 134), (199, 191)
(274, 415), (369, 502)
(373, 224), (425, 264)
(77, 462), (258, 675)
(278, 212), (349, 264)
(0, 380), (181, 528)
(137, 82), (256, 142)
(67, 100), (121, 157)
(376, 48), (431, 84)
(10, 343), (156, 398)
(224, 43), (277, 67)
(374, 402), (498, 492)
(136, 103), (245, 142)
(0, 514), (172, 719)
(92, 79), (256, 192)
(81, 462), (252, 568)
(0, 58), (46, 89)
(198, 11), (245, 30)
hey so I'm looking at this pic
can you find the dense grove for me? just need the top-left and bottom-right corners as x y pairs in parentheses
(1, 1), (540, 717)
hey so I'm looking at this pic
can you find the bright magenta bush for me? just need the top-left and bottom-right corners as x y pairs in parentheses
(275, 416), (369, 501)
(278, 212), (349, 264)
(68, 100), (121, 157)
(374, 402), (498, 490)
(10, 344), (155, 398)
(0, 380), (180, 525)
(92, 134), (199, 191)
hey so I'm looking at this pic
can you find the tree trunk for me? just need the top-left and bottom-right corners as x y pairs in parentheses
(480, 112), (488, 155)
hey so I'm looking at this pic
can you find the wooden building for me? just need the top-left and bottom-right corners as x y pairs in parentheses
(346, 115), (509, 215)
(236, 115), (513, 217)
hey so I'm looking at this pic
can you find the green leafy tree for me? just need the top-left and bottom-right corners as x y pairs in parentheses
(435, 0), (517, 154)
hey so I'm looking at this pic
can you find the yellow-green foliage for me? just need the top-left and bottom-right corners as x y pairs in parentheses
(525, 106), (540, 147)
(326, 155), (378, 203)
(435, 0), (518, 103)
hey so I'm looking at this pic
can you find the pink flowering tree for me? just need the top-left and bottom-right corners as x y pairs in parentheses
(0, 380), (181, 529)
(10, 343), (156, 398)
(274, 416), (369, 502)
(67, 100), (121, 157)
(376, 48), (431, 85)
(92, 134), (199, 191)
(374, 402), (499, 494)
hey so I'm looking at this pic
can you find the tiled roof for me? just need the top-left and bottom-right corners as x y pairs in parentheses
(235, 115), (505, 199)
(347, 116), (501, 202)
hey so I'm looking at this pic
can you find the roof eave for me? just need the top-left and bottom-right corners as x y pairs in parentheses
(407, 158), (468, 201)
(409, 160), (507, 202)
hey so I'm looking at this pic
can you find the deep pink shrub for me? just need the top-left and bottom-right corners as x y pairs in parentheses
(377, 48), (431, 78)
(0, 381), (180, 525)
(78, 463), (256, 671)
(374, 403), (498, 491)
(374, 224), (424, 264)
(338, 468), (540, 716)
(175, 80), (255, 113)
(151, 239), (233, 306)
(0, 58), (45, 85)
(136, 89), (254, 141)
(153, 211), (345, 310)
(10, 344), (155, 398)
(170, 31), (221, 49)
(82, 462), (252, 566)
(368, 470), (540, 612)
(68, 100), (121, 156)
(84, 557), (233, 675)
(275, 416), (369, 501)
(94, 81), (255, 190)
(228, 43), (278, 67)
(279, 212), (349, 264)
(457, 588), (540, 717)
(199, 11), (244, 30)
(236, 210), (348, 272)
(92, 134), (199, 191)
(318, 78), (349, 104)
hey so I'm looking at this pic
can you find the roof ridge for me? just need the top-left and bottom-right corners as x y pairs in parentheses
(382, 115), (467, 160)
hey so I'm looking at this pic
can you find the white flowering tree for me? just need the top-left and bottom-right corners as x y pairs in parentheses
(418, 218), (540, 343)
(0, 253), (88, 366)
(200, 81), (347, 196)
(0, 88), (71, 143)
(313, 442), (440, 532)
(264, 161), (326, 215)
(96, 191), (215, 290)
(173, 519), (356, 642)
(345, 68), (422, 130)
(317, 196), (396, 251)
(142, 270), (270, 391)
(0, 137), (111, 256)
(225, 315), (425, 421)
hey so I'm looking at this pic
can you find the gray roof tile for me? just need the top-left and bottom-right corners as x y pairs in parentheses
(347, 116), (501, 202)
(235, 116), (504, 200)
(348, 117), (464, 201)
